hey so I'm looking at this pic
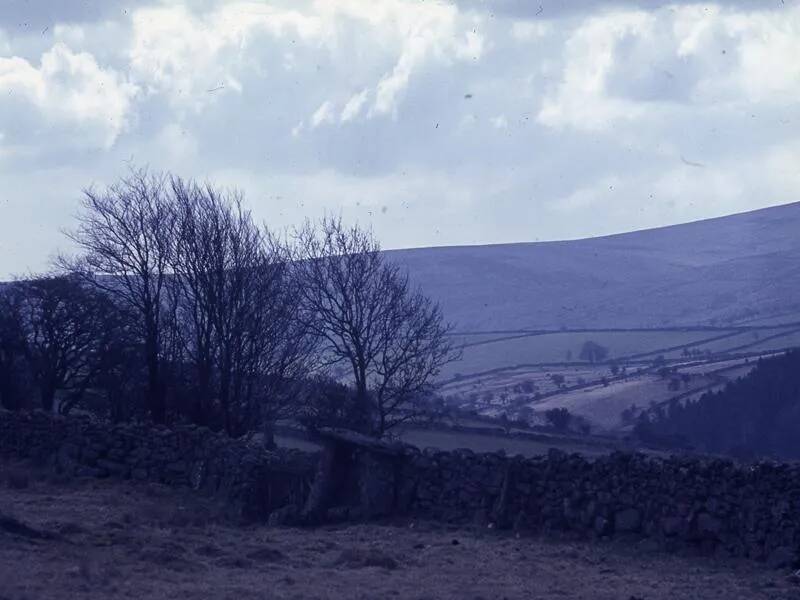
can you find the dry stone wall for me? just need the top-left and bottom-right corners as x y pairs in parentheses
(0, 409), (315, 520)
(405, 447), (800, 568)
(3, 409), (800, 568)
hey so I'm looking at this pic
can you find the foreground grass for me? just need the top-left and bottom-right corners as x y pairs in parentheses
(0, 458), (797, 600)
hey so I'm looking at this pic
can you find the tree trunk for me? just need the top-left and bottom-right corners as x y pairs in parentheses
(262, 420), (277, 450)
(146, 350), (166, 424)
(40, 385), (56, 413)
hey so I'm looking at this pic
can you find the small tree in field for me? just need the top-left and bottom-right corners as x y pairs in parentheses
(579, 340), (609, 363)
(545, 407), (572, 431)
(292, 217), (459, 436)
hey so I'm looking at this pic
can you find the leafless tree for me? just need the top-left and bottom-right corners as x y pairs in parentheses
(14, 275), (102, 412)
(170, 177), (314, 438)
(291, 217), (458, 435)
(63, 168), (176, 423)
(0, 286), (30, 410)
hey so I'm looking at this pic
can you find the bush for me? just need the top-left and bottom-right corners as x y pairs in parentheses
(545, 407), (572, 431)
(579, 341), (609, 363)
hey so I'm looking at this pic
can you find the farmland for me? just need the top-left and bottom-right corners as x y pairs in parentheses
(436, 322), (800, 433)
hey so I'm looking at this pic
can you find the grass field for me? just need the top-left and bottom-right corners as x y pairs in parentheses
(434, 320), (800, 434)
(397, 427), (616, 457)
(440, 329), (728, 380)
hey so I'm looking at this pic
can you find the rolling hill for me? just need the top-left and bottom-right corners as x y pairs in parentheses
(388, 202), (800, 331)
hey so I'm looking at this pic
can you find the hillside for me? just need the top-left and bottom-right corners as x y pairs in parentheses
(388, 202), (800, 331)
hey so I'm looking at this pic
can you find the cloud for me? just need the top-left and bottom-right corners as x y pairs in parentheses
(1, 0), (799, 279)
(454, 0), (778, 20)
(547, 138), (800, 238)
(0, 42), (137, 149)
(536, 10), (657, 131)
(536, 3), (800, 134)
(340, 89), (370, 122)
(490, 114), (508, 129)
(0, 0), (132, 30)
(311, 100), (335, 128)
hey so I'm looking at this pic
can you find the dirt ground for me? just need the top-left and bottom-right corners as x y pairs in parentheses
(1, 458), (797, 600)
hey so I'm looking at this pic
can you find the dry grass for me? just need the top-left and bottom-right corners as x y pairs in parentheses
(0, 457), (797, 600)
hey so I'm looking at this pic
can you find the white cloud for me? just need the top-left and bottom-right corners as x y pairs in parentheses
(340, 89), (370, 122)
(490, 114), (508, 129)
(512, 21), (552, 41)
(368, 4), (483, 118)
(127, 0), (483, 123)
(311, 100), (335, 128)
(725, 8), (800, 104)
(538, 4), (800, 132)
(1, 0), (799, 278)
(0, 43), (137, 149)
(537, 11), (652, 131)
(548, 139), (800, 238)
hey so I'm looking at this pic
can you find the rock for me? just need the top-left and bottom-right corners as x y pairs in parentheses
(696, 512), (722, 539)
(637, 538), (660, 553)
(614, 508), (641, 533)
(594, 516), (611, 536)
(268, 504), (300, 527)
(96, 459), (129, 478)
(661, 516), (682, 537)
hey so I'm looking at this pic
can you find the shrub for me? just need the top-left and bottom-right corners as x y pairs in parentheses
(545, 407), (572, 431)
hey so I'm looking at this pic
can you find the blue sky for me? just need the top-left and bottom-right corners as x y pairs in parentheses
(0, 0), (798, 277)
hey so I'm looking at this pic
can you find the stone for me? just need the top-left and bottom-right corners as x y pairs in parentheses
(614, 508), (641, 533)
(594, 516), (611, 536)
(96, 459), (129, 478)
(268, 505), (300, 527)
(696, 512), (722, 539)
(661, 516), (682, 537)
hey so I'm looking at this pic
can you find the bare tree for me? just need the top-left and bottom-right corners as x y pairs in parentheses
(170, 177), (314, 438)
(0, 286), (30, 410)
(63, 168), (176, 423)
(14, 275), (105, 412)
(291, 217), (458, 436)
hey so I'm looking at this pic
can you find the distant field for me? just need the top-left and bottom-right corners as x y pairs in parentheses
(276, 425), (621, 458)
(530, 372), (720, 429)
(736, 312), (800, 326)
(441, 364), (612, 397)
(745, 328), (800, 353)
(398, 427), (614, 457)
(439, 329), (730, 380)
(659, 326), (800, 358)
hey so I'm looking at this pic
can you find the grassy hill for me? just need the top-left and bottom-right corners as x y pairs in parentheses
(387, 202), (800, 431)
(388, 201), (800, 331)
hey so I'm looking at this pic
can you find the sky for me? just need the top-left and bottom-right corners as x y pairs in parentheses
(0, 0), (798, 278)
